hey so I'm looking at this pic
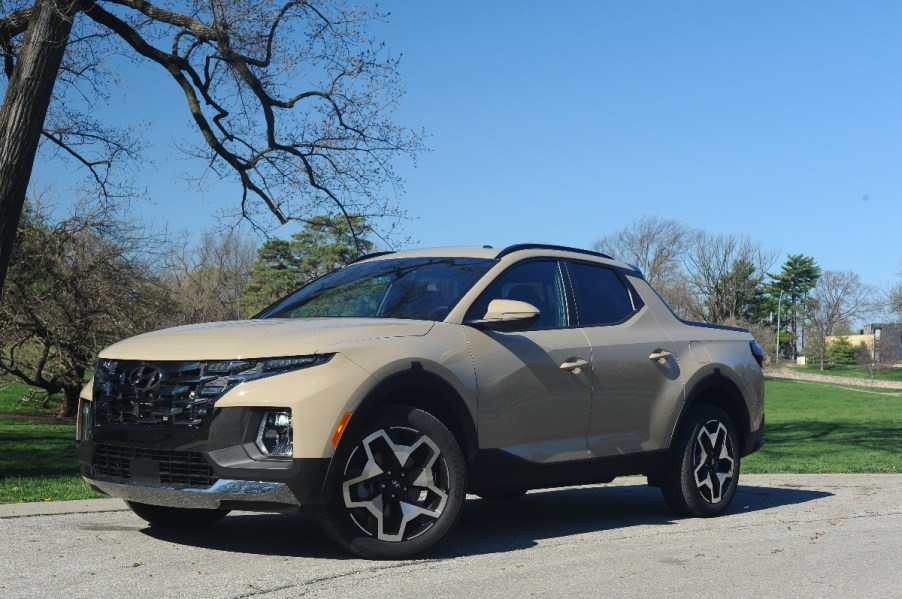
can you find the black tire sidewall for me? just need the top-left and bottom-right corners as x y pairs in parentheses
(319, 405), (467, 559)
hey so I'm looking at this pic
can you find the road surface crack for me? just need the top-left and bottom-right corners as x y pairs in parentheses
(228, 559), (434, 598)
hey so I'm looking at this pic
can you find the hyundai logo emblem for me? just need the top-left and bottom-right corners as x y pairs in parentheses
(129, 365), (163, 391)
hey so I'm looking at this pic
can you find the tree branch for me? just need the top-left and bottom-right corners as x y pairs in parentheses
(41, 129), (110, 189)
(84, 2), (290, 223)
(101, 0), (217, 40)
(0, 5), (34, 76)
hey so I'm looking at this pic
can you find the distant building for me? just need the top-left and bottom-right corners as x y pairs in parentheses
(827, 323), (902, 364)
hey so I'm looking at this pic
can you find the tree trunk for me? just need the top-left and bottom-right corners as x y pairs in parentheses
(56, 363), (87, 418)
(0, 0), (77, 300)
(61, 384), (80, 418)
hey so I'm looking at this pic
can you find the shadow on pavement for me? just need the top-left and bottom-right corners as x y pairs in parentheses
(435, 482), (832, 557)
(137, 481), (832, 559)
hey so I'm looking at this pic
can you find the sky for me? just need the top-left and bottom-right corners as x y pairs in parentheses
(32, 1), (902, 290)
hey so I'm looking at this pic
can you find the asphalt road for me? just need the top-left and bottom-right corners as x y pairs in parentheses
(1, 475), (899, 598)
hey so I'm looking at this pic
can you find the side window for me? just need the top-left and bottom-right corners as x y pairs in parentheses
(567, 262), (635, 326)
(466, 261), (568, 329)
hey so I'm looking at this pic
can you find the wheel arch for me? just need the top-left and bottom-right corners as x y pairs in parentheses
(315, 363), (478, 502)
(673, 369), (751, 454)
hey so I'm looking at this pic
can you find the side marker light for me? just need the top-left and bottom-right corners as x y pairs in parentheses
(331, 412), (353, 448)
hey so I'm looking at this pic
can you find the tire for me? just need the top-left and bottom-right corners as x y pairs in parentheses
(660, 404), (740, 518)
(476, 488), (527, 501)
(126, 501), (230, 529)
(316, 405), (467, 559)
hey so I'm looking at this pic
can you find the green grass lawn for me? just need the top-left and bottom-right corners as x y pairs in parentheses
(788, 363), (902, 382)
(0, 419), (105, 503)
(0, 380), (104, 503)
(0, 380), (64, 416)
(0, 377), (900, 504)
(743, 379), (901, 473)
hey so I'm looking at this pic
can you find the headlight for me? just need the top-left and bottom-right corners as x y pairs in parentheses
(196, 354), (333, 396)
(206, 354), (330, 379)
(256, 410), (293, 457)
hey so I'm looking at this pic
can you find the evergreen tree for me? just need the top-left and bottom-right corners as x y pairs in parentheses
(240, 215), (375, 316)
(768, 255), (821, 358)
(827, 335), (857, 365)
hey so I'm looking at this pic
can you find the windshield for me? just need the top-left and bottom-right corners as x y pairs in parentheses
(257, 257), (498, 321)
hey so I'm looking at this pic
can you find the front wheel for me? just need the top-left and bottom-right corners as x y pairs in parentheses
(316, 405), (466, 559)
(126, 501), (230, 528)
(660, 404), (740, 517)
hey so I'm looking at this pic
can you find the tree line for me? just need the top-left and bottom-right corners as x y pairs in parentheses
(594, 216), (898, 372)
(2, 208), (899, 418)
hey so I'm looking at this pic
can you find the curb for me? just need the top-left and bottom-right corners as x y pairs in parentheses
(764, 367), (902, 390)
(0, 498), (126, 519)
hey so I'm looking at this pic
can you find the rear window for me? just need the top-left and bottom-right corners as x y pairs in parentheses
(567, 262), (636, 326)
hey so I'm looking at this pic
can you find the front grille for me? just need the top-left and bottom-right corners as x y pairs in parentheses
(92, 444), (219, 488)
(93, 360), (234, 428)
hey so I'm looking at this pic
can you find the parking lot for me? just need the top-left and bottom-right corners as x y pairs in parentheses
(1, 474), (899, 598)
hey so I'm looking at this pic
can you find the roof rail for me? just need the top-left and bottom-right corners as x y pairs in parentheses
(497, 243), (614, 260)
(347, 250), (396, 265)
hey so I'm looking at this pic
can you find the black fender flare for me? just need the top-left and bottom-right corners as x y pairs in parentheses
(670, 368), (751, 453)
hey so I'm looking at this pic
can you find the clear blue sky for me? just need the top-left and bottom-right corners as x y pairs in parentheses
(36, 1), (902, 289)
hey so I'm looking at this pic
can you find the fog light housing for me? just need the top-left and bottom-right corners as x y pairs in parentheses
(256, 410), (293, 457)
(80, 399), (93, 441)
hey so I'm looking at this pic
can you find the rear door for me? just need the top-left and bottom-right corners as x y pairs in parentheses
(565, 261), (683, 458)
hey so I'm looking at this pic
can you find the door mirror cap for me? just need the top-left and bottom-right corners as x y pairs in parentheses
(465, 299), (540, 332)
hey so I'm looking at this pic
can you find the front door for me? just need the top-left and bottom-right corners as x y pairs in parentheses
(465, 260), (592, 463)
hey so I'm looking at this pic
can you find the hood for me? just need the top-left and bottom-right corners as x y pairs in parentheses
(99, 318), (435, 361)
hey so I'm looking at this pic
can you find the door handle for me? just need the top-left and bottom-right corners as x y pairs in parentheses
(649, 349), (671, 363)
(560, 358), (589, 372)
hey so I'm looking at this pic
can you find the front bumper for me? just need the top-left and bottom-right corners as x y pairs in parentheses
(78, 403), (334, 509)
(742, 414), (765, 457)
(85, 476), (301, 511)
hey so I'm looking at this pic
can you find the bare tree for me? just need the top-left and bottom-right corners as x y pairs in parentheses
(593, 215), (696, 316)
(656, 275), (697, 320)
(889, 282), (902, 323)
(805, 270), (875, 371)
(163, 227), (257, 325)
(683, 232), (777, 323)
(0, 0), (422, 299)
(0, 199), (172, 416)
(857, 333), (898, 379)
(593, 216), (691, 286)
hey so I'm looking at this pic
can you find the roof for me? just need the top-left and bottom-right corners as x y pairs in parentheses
(357, 244), (635, 272)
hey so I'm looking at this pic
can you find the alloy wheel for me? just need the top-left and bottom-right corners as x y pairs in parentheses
(691, 419), (736, 504)
(342, 426), (450, 542)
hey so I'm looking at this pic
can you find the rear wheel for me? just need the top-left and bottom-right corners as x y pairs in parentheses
(660, 404), (740, 517)
(316, 405), (466, 559)
(126, 501), (230, 528)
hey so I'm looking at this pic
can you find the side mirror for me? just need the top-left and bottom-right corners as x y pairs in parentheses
(465, 299), (540, 332)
